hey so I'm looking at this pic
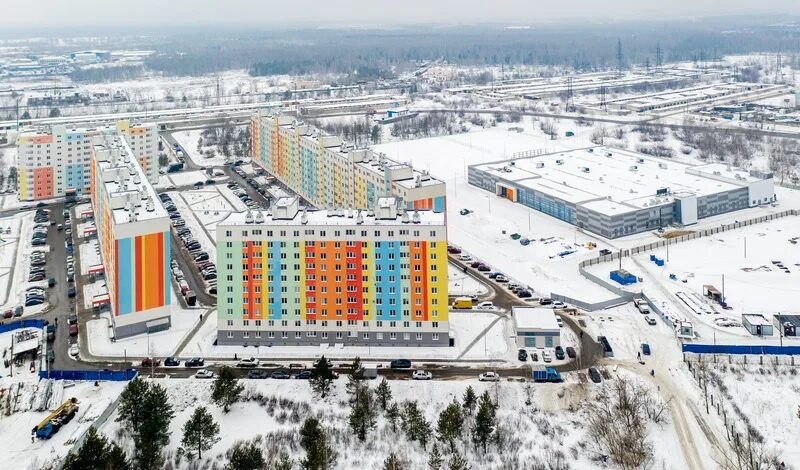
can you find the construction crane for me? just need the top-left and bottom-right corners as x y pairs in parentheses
(32, 398), (79, 439)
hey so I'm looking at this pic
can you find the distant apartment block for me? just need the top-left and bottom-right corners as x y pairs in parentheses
(216, 197), (449, 347)
(251, 113), (446, 213)
(17, 120), (158, 201)
(90, 135), (171, 338)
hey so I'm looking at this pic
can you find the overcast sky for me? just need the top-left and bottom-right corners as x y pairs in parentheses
(4, 0), (800, 28)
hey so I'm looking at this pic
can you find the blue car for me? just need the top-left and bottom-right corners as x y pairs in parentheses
(641, 343), (651, 355)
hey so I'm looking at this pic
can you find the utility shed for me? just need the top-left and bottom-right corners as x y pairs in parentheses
(742, 314), (773, 336)
(773, 314), (800, 337)
(513, 307), (561, 348)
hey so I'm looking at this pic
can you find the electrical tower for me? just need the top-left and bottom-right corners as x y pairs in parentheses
(566, 76), (574, 111)
(600, 84), (607, 111)
(616, 39), (624, 76)
(776, 51), (784, 83)
(655, 44), (663, 74)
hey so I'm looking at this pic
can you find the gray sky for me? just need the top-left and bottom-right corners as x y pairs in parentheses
(5, 0), (800, 27)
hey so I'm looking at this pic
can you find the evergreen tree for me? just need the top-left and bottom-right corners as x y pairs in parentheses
(348, 387), (377, 441)
(462, 386), (477, 415)
(371, 125), (381, 144)
(212, 366), (245, 412)
(428, 444), (444, 470)
(375, 378), (392, 411)
(225, 441), (265, 470)
(273, 451), (293, 470)
(436, 401), (464, 453)
(300, 417), (336, 470)
(345, 356), (365, 400)
(402, 400), (432, 449)
(116, 379), (174, 470)
(471, 392), (496, 453)
(62, 427), (131, 470)
(309, 356), (335, 399)
(386, 402), (401, 432)
(180, 406), (221, 460)
(448, 453), (471, 470)
(382, 452), (404, 470)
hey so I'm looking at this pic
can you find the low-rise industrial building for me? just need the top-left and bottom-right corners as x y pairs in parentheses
(742, 314), (774, 337)
(468, 147), (775, 239)
(513, 307), (561, 348)
(773, 314), (800, 337)
(90, 135), (171, 338)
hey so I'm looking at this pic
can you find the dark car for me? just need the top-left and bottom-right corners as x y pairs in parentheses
(142, 358), (161, 367)
(588, 367), (602, 384)
(164, 357), (181, 367)
(271, 369), (291, 379)
(294, 370), (313, 380)
(67, 287), (76, 298)
(477, 265), (491, 272)
(390, 359), (412, 369)
(539, 298), (553, 305)
(186, 357), (205, 367)
(48, 278), (56, 287)
(193, 253), (209, 262)
(2, 309), (12, 319)
(67, 314), (78, 325)
(554, 346), (565, 360)
(248, 369), (268, 379)
(447, 246), (462, 254)
(517, 290), (532, 298)
(193, 181), (204, 187)
(69, 324), (79, 337)
(517, 349), (528, 361)
(29, 273), (46, 282)
(32, 238), (47, 246)
(470, 261), (483, 268)
(566, 347), (576, 359)
(641, 343), (651, 356)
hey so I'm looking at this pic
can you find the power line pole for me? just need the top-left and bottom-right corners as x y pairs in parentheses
(616, 39), (624, 76)
(655, 44), (663, 75)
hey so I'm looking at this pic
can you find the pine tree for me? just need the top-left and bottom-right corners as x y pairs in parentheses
(212, 366), (245, 412)
(472, 392), (496, 453)
(300, 417), (336, 470)
(419, 416), (433, 450)
(437, 401), (464, 453)
(375, 378), (392, 411)
(462, 386), (477, 415)
(225, 441), (265, 470)
(386, 402), (401, 432)
(273, 451), (293, 470)
(428, 444), (444, 470)
(309, 356), (335, 399)
(349, 387), (377, 441)
(346, 356), (365, 400)
(382, 452), (405, 470)
(401, 400), (432, 449)
(62, 427), (131, 470)
(116, 379), (174, 470)
(448, 453), (471, 470)
(180, 406), (221, 460)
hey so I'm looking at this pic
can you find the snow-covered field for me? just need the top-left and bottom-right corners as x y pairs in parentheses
(96, 373), (688, 470)
(172, 129), (229, 168)
(447, 265), (488, 297)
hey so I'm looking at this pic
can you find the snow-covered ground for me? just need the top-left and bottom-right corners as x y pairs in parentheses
(0, 377), (126, 470)
(96, 373), (688, 470)
(447, 265), (488, 297)
(0, 327), (42, 379)
(172, 129), (230, 168)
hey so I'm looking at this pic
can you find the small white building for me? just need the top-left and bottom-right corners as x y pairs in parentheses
(513, 307), (561, 348)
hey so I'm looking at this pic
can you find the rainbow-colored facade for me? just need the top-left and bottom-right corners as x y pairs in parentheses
(90, 135), (171, 338)
(217, 197), (449, 347)
(17, 120), (158, 201)
(251, 113), (446, 213)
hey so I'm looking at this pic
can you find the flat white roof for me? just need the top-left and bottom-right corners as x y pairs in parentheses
(743, 314), (772, 327)
(220, 208), (445, 227)
(513, 307), (560, 331)
(476, 147), (749, 215)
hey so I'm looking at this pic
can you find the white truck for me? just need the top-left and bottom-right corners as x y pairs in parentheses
(634, 299), (651, 314)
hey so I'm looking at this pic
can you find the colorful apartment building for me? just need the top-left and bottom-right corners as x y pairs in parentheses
(251, 113), (446, 213)
(17, 120), (158, 201)
(216, 197), (449, 347)
(90, 135), (171, 339)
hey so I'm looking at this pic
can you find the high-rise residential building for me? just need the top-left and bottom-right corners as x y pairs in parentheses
(216, 197), (449, 347)
(17, 120), (158, 201)
(90, 135), (171, 338)
(251, 113), (446, 213)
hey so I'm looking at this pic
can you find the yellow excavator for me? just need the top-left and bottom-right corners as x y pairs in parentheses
(33, 397), (79, 439)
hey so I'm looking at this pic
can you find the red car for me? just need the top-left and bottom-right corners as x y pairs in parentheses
(142, 358), (161, 367)
(69, 324), (78, 336)
(470, 261), (483, 268)
(447, 246), (462, 254)
(2, 309), (12, 319)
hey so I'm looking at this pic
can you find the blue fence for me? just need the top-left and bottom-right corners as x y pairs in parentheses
(0, 319), (46, 334)
(40, 369), (138, 381)
(683, 344), (800, 356)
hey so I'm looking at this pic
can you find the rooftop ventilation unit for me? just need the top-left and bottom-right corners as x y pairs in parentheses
(401, 209), (410, 224)
(637, 158), (645, 164)
(244, 210), (254, 224)
(355, 211), (363, 225)
(629, 165), (638, 171)
(555, 159), (564, 165)
(535, 162), (544, 169)
(606, 152), (613, 157)
(412, 210), (421, 224)
(133, 174), (141, 184)
(582, 167), (590, 173)
(658, 162), (668, 169)
(146, 198), (155, 212)
(255, 211), (264, 224)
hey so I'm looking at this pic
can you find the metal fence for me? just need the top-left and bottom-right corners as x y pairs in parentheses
(682, 343), (800, 356)
(40, 369), (138, 381)
(0, 319), (46, 334)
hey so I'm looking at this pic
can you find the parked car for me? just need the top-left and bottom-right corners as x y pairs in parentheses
(237, 357), (260, 368)
(142, 358), (161, 367)
(193, 252), (209, 262)
(195, 369), (215, 379)
(641, 343), (651, 355)
(518, 349), (528, 361)
(271, 369), (291, 379)
(69, 324), (78, 336)
(390, 359), (412, 369)
(477, 301), (495, 310)
(494, 274), (509, 283)
(566, 347), (577, 359)
(67, 287), (76, 298)
(588, 367), (602, 383)
(470, 261), (483, 268)
(68, 343), (79, 357)
(32, 238), (46, 246)
(517, 290), (532, 298)
(186, 357), (205, 367)
(67, 314), (78, 325)
(294, 370), (313, 380)
(477, 264), (491, 272)
(645, 316), (657, 326)
(458, 253), (473, 261)
(542, 350), (553, 363)
(248, 369), (269, 379)
(554, 346), (565, 360)
(539, 298), (553, 305)
(164, 357), (180, 367)
(552, 301), (568, 309)
(478, 371), (500, 382)
(412, 370), (433, 380)
(2, 309), (12, 319)
(447, 246), (462, 254)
